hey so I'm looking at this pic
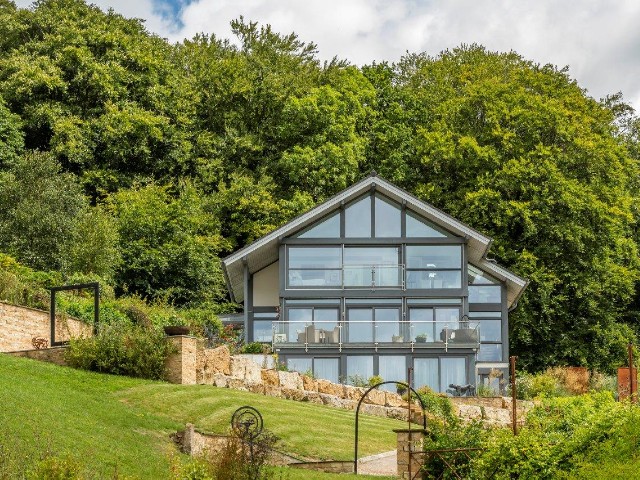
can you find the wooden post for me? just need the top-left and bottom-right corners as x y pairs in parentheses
(510, 355), (518, 435)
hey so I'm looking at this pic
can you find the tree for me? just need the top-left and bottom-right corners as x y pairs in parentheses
(369, 46), (640, 371)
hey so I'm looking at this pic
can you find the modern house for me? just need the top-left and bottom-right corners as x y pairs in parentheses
(221, 173), (527, 394)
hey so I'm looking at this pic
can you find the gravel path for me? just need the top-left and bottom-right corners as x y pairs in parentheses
(357, 450), (397, 476)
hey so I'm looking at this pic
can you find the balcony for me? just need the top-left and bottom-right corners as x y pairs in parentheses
(271, 320), (479, 350)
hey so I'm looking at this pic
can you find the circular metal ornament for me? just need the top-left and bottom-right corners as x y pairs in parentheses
(231, 406), (263, 440)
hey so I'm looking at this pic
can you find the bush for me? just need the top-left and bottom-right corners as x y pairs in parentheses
(65, 324), (174, 379)
(241, 342), (267, 354)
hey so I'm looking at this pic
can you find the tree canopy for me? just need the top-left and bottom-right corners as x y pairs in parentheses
(1, 0), (639, 372)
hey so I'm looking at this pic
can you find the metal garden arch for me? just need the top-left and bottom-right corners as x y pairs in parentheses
(353, 380), (427, 474)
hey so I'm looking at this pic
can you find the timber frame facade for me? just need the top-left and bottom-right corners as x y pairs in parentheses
(221, 173), (528, 394)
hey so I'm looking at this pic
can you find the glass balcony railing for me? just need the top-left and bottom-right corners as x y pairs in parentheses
(271, 321), (480, 348)
(343, 265), (404, 288)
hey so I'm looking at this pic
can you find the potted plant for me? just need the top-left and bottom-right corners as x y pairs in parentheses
(392, 334), (404, 343)
(415, 333), (427, 343)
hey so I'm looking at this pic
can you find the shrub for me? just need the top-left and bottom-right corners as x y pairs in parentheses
(65, 324), (174, 379)
(367, 375), (384, 387)
(241, 342), (267, 354)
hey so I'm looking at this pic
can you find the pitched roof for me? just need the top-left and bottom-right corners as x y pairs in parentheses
(221, 174), (527, 308)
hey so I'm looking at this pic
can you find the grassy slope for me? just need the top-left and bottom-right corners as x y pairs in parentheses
(0, 354), (399, 479)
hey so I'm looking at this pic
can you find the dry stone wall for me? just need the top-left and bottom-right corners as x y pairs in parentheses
(0, 302), (92, 352)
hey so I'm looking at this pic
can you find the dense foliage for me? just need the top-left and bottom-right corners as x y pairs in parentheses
(1, 0), (639, 371)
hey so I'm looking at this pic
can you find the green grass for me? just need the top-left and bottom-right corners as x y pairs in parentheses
(1, 354), (404, 479)
(117, 383), (405, 461)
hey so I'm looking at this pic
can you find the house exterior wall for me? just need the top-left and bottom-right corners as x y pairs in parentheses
(252, 262), (279, 307)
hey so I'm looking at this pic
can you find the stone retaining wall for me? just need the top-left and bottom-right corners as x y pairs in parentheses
(165, 338), (533, 427)
(0, 301), (92, 352)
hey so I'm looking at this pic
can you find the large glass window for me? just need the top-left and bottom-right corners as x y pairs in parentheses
(297, 212), (340, 238)
(414, 358), (439, 391)
(406, 245), (462, 289)
(347, 356), (374, 384)
(314, 358), (340, 383)
(287, 307), (339, 344)
(378, 356), (406, 391)
(345, 196), (371, 237)
(287, 247), (342, 287)
(469, 285), (501, 303)
(346, 306), (401, 343)
(410, 307), (460, 343)
(375, 195), (401, 237)
(406, 210), (448, 238)
(440, 358), (467, 392)
(478, 344), (503, 361)
(253, 320), (272, 342)
(344, 247), (401, 287)
(287, 357), (312, 374)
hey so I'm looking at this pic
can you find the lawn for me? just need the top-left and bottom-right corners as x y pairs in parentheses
(0, 354), (402, 479)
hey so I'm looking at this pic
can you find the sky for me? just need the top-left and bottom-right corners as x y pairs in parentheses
(13, 0), (640, 111)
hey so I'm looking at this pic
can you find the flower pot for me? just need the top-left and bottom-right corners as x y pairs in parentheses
(164, 325), (190, 336)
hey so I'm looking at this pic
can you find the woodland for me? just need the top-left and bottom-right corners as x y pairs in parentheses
(1, 0), (640, 373)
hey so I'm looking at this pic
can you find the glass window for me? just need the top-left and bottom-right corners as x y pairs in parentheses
(287, 357), (312, 374)
(414, 358), (439, 391)
(345, 196), (371, 237)
(410, 308), (435, 342)
(375, 195), (401, 237)
(406, 246), (461, 269)
(468, 311), (501, 318)
(289, 247), (341, 268)
(375, 308), (400, 342)
(344, 247), (401, 287)
(347, 356), (374, 385)
(314, 358), (340, 383)
(253, 320), (272, 342)
(407, 298), (462, 305)
(469, 285), (501, 303)
(478, 320), (501, 342)
(378, 356), (406, 391)
(478, 343), (503, 361)
(347, 308), (373, 342)
(441, 358), (467, 392)
(468, 265), (498, 285)
(298, 212), (340, 238)
(406, 210), (448, 238)
(406, 270), (461, 289)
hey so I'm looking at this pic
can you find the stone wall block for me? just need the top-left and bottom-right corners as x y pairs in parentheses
(343, 385), (364, 402)
(230, 357), (248, 380)
(301, 375), (318, 392)
(226, 378), (248, 391)
(263, 385), (283, 398)
(213, 374), (229, 388)
(207, 345), (231, 375)
(361, 403), (387, 417)
(364, 388), (386, 406)
(302, 391), (323, 404)
(282, 388), (306, 401)
(244, 359), (263, 386)
(278, 371), (303, 390)
(317, 379), (344, 396)
(385, 391), (406, 407)
(261, 369), (280, 386)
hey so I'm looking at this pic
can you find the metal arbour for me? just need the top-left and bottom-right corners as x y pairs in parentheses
(353, 380), (427, 475)
(49, 282), (99, 346)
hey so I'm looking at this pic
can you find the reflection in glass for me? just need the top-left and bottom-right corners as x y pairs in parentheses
(348, 308), (373, 342)
(406, 245), (461, 269)
(287, 357), (312, 374)
(253, 320), (272, 342)
(375, 195), (401, 237)
(345, 196), (371, 237)
(406, 270), (461, 289)
(410, 308), (435, 342)
(288, 269), (342, 287)
(478, 320), (501, 342)
(346, 356), (374, 384)
(469, 285), (501, 303)
(478, 343), (502, 361)
(314, 358), (340, 383)
(378, 356), (406, 391)
(414, 358), (439, 391)
(406, 210), (448, 238)
(298, 212), (341, 238)
(374, 308), (400, 342)
(288, 247), (341, 268)
(468, 265), (498, 284)
(440, 358), (466, 392)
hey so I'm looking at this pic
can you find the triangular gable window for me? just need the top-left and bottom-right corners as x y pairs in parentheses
(375, 194), (401, 237)
(406, 210), (449, 237)
(345, 196), (371, 237)
(468, 265), (499, 285)
(297, 212), (340, 238)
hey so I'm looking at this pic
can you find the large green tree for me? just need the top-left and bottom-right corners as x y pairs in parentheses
(364, 46), (639, 371)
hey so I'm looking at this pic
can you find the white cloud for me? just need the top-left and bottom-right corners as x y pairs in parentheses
(12, 0), (640, 110)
